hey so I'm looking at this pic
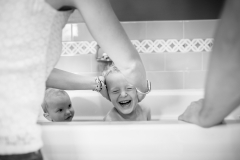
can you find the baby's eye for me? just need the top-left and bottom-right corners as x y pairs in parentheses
(58, 109), (63, 112)
(127, 87), (133, 90)
(69, 104), (71, 108)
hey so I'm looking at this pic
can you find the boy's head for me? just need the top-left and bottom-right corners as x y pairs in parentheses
(102, 63), (138, 115)
(41, 88), (74, 122)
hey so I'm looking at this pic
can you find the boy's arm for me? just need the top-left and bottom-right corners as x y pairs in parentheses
(141, 105), (151, 121)
(147, 108), (151, 121)
(103, 115), (107, 121)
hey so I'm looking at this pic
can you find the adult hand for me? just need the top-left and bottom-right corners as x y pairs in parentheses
(178, 99), (204, 125)
(98, 76), (110, 101)
(119, 62), (149, 103)
(136, 80), (151, 102)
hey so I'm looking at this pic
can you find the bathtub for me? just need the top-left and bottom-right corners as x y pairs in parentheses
(39, 90), (240, 160)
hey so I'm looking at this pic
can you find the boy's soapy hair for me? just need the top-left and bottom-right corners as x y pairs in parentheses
(41, 88), (69, 113)
(102, 62), (120, 78)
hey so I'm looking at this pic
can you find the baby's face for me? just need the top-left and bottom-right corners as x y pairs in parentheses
(106, 72), (138, 115)
(47, 95), (74, 122)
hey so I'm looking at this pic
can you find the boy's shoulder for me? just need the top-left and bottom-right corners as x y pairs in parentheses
(138, 105), (150, 113)
(104, 108), (123, 121)
(137, 105), (151, 120)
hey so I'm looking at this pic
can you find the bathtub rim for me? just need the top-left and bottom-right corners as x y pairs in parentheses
(38, 119), (240, 127)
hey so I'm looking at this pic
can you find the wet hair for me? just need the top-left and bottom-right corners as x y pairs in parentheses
(41, 88), (69, 113)
(102, 62), (120, 78)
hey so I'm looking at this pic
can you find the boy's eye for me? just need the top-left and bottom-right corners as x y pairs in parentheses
(112, 90), (119, 94)
(127, 87), (133, 90)
(69, 104), (71, 108)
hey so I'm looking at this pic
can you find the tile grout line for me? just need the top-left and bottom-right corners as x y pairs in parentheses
(70, 24), (73, 41)
(145, 22), (148, 40)
(183, 21), (185, 39)
(90, 54), (93, 72)
(164, 53), (166, 71)
(183, 71), (185, 89)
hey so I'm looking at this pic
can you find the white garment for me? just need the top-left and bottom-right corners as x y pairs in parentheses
(0, 0), (72, 154)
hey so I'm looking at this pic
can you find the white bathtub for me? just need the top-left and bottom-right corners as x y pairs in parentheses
(39, 90), (240, 160)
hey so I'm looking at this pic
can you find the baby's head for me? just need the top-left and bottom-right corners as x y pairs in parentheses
(41, 88), (74, 122)
(102, 63), (139, 115)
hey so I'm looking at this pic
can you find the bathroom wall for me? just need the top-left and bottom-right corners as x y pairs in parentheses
(58, 16), (218, 90)
(67, 0), (224, 22)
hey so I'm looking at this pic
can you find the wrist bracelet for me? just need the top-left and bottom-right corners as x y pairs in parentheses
(92, 77), (102, 92)
(136, 80), (151, 95)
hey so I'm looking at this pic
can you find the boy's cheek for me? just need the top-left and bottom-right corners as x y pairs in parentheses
(108, 93), (115, 101)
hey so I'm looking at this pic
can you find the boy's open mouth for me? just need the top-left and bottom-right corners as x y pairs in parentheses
(118, 100), (131, 108)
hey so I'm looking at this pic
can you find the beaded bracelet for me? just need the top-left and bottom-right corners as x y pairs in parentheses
(92, 77), (103, 92)
(136, 80), (151, 95)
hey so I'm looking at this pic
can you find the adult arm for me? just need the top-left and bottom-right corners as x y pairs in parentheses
(46, 68), (110, 99)
(69, 0), (148, 101)
(178, 0), (240, 127)
(46, 68), (96, 90)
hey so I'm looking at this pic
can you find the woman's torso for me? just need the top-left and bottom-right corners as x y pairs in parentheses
(0, 0), (72, 154)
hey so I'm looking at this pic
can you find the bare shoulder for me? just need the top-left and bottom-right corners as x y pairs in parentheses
(138, 105), (151, 120)
(139, 105), (150, 114)
(105, 108), (123, 121)
(104, 109), (111, 121)
(104, 108), (117, 121)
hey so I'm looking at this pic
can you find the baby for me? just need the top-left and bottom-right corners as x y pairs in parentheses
(41, 88), (74, 122)
(103, 63), (151, 121)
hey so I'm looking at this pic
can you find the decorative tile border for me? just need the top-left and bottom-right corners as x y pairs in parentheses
(62, 41), (98, 55)
(61, 39), (214, 55)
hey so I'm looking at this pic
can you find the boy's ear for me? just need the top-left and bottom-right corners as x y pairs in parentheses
(43, 113), (52, 121)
